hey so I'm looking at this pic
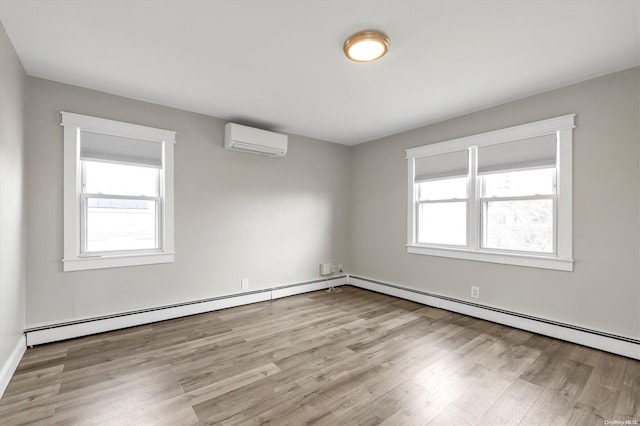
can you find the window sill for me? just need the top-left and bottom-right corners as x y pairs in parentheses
(63, 253), (175, 272)
(406, 245), (573, 271)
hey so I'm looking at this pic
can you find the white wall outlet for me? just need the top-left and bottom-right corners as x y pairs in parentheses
(471, 286), (480, 299)
(241, 279), (249, 290)
(320, 263), (333, 276)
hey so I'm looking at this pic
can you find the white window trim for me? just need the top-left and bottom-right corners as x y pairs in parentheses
(406, 114), (574, 271)
(61, 112), (176, 271)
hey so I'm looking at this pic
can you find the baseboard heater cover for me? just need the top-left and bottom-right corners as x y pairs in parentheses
(25, 276), (346, 346)
(348, 275), (640, 360)
(23, 274), (639, 360)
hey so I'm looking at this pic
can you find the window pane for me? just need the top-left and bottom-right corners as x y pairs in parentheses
(484, 199), (553, 253)
(84, 161), (159, 197)
(418, 177), (467, 201)
(482, 168), (554, 197)
(85, 198), (158, 252)
(418, 202), (466, 246)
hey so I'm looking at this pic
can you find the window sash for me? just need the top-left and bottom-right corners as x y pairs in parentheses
(80, 194), (163, 256)
(480, 194), (557, 255)
(415, 200), (468, 248)
(415, 171), (470, 248)
(80, 159), (163, 255)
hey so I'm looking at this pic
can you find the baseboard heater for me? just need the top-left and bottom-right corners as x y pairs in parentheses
(24, 276), (347, 346)
(348, 275), (640, 360)
(23, 274), (639, 360)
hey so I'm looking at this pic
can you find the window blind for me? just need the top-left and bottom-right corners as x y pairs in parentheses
(477, 134), (556, 175)
(80, 131), (163, 168)
(414, 150), (469, 182)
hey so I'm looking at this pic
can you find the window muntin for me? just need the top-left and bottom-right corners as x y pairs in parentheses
(405, 114), (574, 271)
(81, 161), (161, 254)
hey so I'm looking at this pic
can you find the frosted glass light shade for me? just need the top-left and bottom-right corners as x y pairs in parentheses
(343, 31), (389, 62)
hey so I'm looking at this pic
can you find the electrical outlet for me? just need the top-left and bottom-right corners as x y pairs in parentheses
(241, 278), (249, 290)
(471, 286), (480, 299)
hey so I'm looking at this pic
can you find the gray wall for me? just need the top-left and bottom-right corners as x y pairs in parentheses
(0, 22), (26, 369)
(25, 78), (351, 326)
(350, 67), (640, 339)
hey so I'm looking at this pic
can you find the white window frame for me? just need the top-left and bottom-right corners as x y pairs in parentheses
(406, 114), (574, 271)
(61, 112), (176, 271)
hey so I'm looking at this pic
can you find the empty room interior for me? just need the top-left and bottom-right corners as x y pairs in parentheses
(0, 1), (639, 425)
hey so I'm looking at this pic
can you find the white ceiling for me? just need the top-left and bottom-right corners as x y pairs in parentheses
(1, 1), (638, 145)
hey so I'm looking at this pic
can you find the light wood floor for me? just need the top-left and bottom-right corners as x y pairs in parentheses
(1, 286), (638, 425)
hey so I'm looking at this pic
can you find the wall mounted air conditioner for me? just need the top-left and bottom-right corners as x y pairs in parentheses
(224, 123), (288, 157)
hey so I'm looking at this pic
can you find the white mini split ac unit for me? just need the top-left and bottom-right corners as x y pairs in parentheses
(224, 123), (288, 157)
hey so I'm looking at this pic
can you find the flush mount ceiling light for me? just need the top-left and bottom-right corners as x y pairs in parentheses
(343, 30), (390, 62)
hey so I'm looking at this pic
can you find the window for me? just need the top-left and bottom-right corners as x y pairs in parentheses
(481, 168), (555, 253)
(406, 115), (574, 271)
(62, 112), (176, 271)
(82, 161), (160, 253)
(415, 151), (469, 246)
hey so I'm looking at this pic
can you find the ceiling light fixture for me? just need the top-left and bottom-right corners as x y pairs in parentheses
(343, 30), (390, 62)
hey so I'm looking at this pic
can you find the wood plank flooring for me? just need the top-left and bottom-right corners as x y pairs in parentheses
(1, 286), (638, 425)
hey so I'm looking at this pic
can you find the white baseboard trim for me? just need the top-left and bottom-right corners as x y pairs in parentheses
(348, 275), (640, 360)
(0, 335), (27, 398)
(25, 276), (346, 346)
